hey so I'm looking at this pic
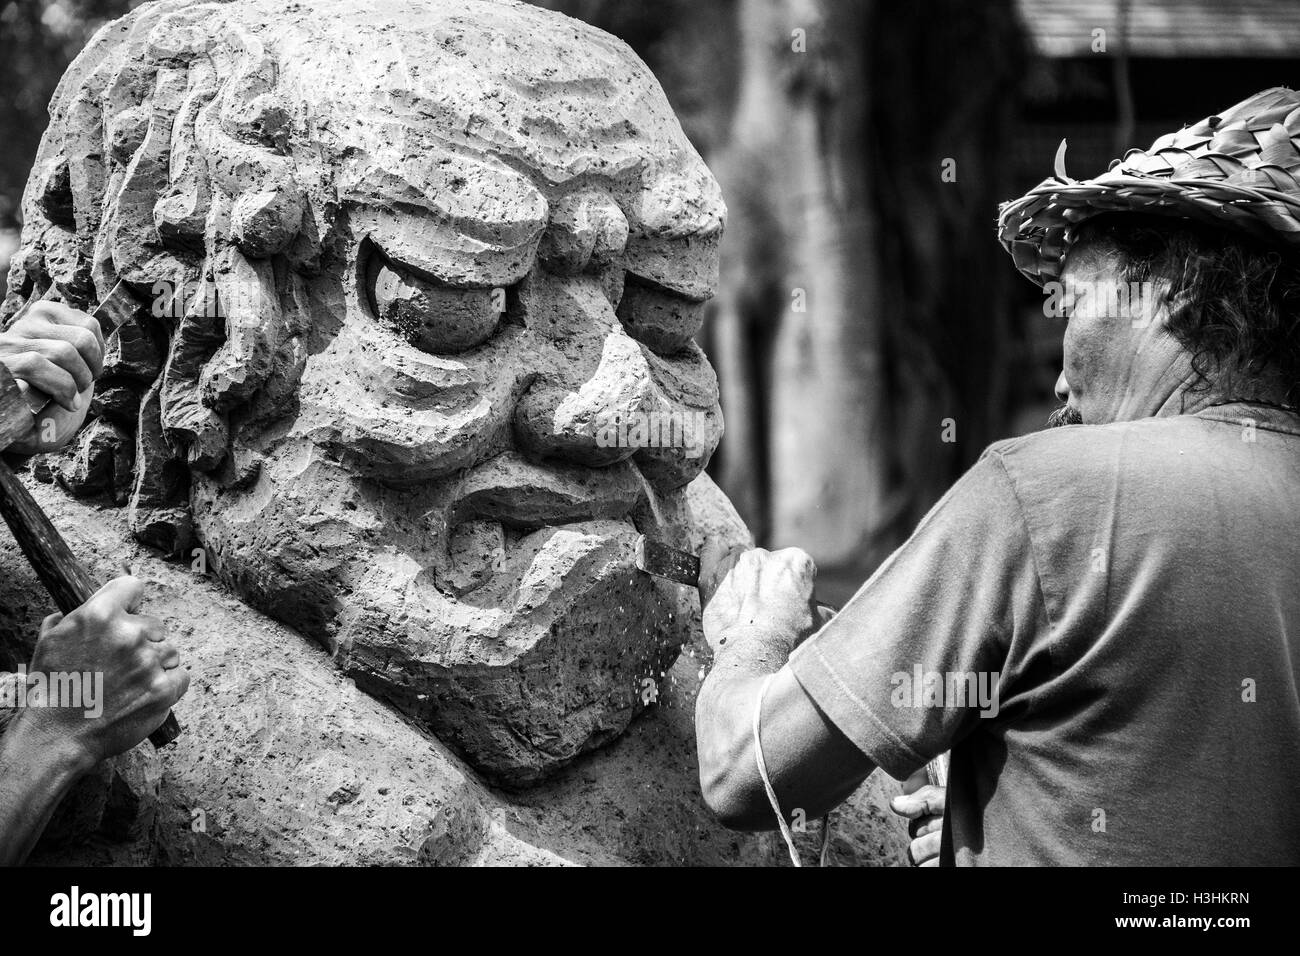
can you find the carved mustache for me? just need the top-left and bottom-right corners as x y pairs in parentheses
(446, 451), (643, 529)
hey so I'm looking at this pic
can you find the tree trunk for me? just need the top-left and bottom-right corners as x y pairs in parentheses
(716, 0), (888, 576)
(711, 0), (1026, 594)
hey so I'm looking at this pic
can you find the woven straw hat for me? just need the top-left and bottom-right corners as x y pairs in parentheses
(998, 87), (1300, 285)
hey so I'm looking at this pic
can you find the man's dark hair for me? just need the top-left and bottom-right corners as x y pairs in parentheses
(1073, 213), (1300, 405)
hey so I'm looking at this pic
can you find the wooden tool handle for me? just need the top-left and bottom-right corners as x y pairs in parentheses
(0, 457), (180, 747)
(0, 462), (100, 610)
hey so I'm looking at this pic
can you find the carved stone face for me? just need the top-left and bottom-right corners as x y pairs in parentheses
(7, 0), (733, 784)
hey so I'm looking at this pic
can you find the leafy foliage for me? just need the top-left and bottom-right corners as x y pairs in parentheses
(0, 0), (142, 227)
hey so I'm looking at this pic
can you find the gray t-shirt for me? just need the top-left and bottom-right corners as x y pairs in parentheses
(788, 403), (1300, 865)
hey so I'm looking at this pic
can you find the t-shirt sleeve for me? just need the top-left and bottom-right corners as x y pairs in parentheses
(787, 449), (1045, 780)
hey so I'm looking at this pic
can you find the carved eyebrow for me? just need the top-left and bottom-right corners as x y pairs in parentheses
(369, 244), (509, 292)
(353, 165), (547, 289)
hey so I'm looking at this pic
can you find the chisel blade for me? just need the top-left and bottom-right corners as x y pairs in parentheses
(634, 535), (701, 587)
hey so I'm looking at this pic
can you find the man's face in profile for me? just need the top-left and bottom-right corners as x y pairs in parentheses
(1047, 238), (1161, 428)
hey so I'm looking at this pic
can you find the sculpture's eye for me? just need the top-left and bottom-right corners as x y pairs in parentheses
(366, 255), (502, 354)
(615, 276), (706, 355)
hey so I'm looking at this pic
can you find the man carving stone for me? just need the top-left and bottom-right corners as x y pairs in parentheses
(696, 87), (1300, 865)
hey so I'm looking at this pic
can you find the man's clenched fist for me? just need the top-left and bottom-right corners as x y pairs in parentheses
(699, 542), (819, 653)
(19, 575), (188, 767)
(0, 300), (104, 455)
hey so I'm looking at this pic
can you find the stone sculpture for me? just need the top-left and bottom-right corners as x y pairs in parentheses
(3, 0), (732, 785)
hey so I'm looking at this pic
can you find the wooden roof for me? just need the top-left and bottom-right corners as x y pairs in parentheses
(1016, 0), (1300, 58)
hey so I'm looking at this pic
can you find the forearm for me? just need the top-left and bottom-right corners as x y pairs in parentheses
(697, 619), (877, 830)
(695, 622), (801, 829)
(0, 714), (94, 865)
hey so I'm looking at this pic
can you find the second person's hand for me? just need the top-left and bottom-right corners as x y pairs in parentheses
(891, 767), (946, 866)
(0, 300), (105, 455)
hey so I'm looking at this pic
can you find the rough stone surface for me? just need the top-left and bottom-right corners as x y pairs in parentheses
(102, 314), (163, 382)
(56, 417), (134, 503)
(128, 379), (193, 556)
(89, 380), (143, 428)
(0, 480), (908, 866)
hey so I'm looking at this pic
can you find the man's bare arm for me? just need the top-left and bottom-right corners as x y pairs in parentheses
(0, 712), (96, 865)
(0, 577), (188, 865)
(694, 547), (875, 830)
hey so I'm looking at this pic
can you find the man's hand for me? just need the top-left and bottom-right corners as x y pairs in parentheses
(18, 575), (188, 767)
(699, 542), (819, 654)
(695, 543), (877, 830)
(0, 575), (187, 864)
(891, 767), (946, 866)
(0, 301), (104, 455)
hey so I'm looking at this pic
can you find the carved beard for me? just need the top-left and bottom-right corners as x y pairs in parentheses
(1047, 403), (1084, 428)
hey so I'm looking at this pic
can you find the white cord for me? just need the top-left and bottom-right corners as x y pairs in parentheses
(752, 674), (835, 867)
(752, 674), (802, 866)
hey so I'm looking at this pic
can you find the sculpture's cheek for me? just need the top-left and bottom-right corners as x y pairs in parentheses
(616, 278), (706, 354)
(288, 316), (533, 484)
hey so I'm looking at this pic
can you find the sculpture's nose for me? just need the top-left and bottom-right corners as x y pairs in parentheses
(536, 189), (629, 277)
(512, 272), (720, 485)
(513, 273), (660, 464)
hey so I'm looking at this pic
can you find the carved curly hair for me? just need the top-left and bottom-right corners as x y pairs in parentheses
(1, 0), (325, 555)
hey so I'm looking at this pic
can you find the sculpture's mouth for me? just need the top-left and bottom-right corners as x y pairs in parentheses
(439, 515), (690, 667)
(440, 456), (691, 612)
(465, 516), (639, 596)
